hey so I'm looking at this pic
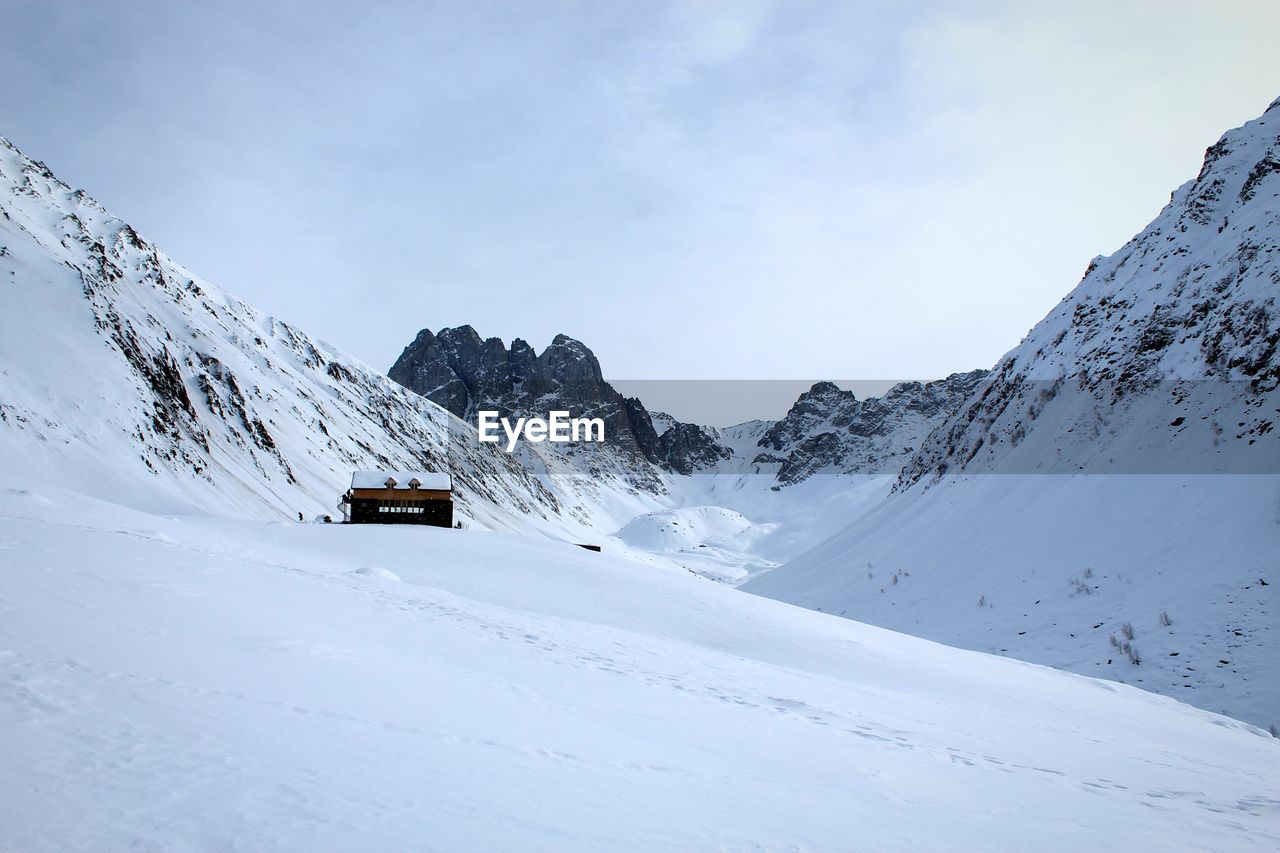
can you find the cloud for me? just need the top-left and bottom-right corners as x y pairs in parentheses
(668, 0), (775, 66)
(2, 0), (1278, 392)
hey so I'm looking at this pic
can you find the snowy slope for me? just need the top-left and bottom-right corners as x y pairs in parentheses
(613, 504), (780, 583)
(1, 484), (1278, 851)
(745, 474), (1280, 728)
(746, 97), (1280, 728)
(0, 134), (580, 536)
(900, 97), (1280, 485)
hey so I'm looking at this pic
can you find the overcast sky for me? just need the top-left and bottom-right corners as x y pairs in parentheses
(4, 1), (1280, 395)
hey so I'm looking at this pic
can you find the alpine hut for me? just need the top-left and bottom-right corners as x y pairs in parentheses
(342, 471), (454, 527)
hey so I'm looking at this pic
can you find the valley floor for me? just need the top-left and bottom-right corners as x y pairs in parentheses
(1, 485), (1278, 851)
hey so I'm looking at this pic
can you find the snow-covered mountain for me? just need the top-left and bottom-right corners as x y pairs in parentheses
(754, 373), (988, 485)
(0, 135), (578, 535)
(898, 98), (1280, 484)
(746, 96), (1280, 729)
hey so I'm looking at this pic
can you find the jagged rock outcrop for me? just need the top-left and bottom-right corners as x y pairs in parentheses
(389, 326), (666, 476)
(754, 373), (988, 484)
(655, 422), (733, 475)
(648, 411), (678, 437)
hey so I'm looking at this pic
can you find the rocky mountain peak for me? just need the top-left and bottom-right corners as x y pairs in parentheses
(535, 334), (605, 386)
(804, 380), (850, 398)
(755, 372), (987, 484)
(759, 383), (858, 452)
(389, 327), (676, 488)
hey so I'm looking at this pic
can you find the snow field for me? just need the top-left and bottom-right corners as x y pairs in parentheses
(0, 485), (1277, 851)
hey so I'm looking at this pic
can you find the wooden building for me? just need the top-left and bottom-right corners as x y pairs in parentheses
(342, 470), (453, 527)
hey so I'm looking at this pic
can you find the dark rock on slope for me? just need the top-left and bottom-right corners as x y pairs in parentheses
(390, 327), (674, 477)
(754, 372), (988, 484)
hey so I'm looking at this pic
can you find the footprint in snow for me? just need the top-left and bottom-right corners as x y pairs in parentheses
(0, 488), (53, 505)
(265, 639), (358, 661)
(347, 566), (401, 582)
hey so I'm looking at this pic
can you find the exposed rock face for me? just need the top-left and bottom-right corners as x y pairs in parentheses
(754, 373), (988, 484)
(758, 382), (857, 450)
(390, 327), (673, 483)
(624, 397), (663, 463)
(648, 411), (678, 437)
(899, 95), (1280, 489)
(655, 423), (733, 476)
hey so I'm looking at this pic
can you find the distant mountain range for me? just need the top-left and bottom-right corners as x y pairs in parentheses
(389, 325), (985, 488)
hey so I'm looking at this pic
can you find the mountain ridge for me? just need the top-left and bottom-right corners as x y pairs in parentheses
(0, 133), (576, 534)
(897, 94), (1280, 488)
(390, 325), (987, 487)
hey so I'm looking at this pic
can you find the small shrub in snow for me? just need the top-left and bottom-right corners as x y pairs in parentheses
(977, 594), (986, 607)
(1159, 611), (1172, 627)
(1121, 622), (1135, 641)
(1083, 567), (1093, 579)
